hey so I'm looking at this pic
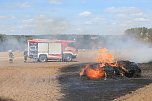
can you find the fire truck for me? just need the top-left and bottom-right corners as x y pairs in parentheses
(27, 39), (78, 62)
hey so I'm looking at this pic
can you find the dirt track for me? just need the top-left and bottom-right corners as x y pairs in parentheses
(0, 51), (152, 101)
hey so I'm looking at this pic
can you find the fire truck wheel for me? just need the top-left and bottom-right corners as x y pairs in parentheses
(39, 55), (47, 62)
(64, 54), (72, 62)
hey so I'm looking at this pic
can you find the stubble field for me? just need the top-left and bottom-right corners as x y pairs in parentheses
(0, 50), (152, 101)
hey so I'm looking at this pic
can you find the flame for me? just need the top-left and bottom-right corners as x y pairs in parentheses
(80, 48), (138, 80)
(96, 48), (114, 63)
(80, 48), (119, 80)
(85, 64), (105, 80)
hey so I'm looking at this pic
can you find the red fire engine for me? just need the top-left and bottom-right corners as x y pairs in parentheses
(27, 39), (78, 62)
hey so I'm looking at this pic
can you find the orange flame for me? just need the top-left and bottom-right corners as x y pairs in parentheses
(80, 48), (118, 80)
(84, 64), (105, 80)
(96, 48), (114, 63)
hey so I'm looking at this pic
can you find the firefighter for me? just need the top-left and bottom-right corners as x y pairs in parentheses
(24, 49), (28, 62)
(8, 50), (14, 63)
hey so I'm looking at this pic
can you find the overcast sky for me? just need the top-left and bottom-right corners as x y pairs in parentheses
(0, 0), (152, 35)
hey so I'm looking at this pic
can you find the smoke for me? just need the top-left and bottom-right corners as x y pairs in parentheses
(103, 35), (152, 63)
(0, 36), (26, 52)
(0, 34), (151, 63)
(22, 15), (70, 34)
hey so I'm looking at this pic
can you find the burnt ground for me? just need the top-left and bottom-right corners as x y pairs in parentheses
(58, 62), (152, 101)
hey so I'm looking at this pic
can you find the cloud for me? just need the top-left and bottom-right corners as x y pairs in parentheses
(104, 6), (152, 30)
(19, 2), (31, 8)
(0, 16), (15, 20)
(48, 0), (63, 4)
(79, 11), (92, 17)
(78, 7), (150, 35)
(134, 17), (149, 22)
(0, 15), (70, 35)
(105, 7), (139, 13)
(0, 25), (17, 34)
(22, 15), (70, 34)
(105, 7), (143, 15)
(0, 1), (32, 11)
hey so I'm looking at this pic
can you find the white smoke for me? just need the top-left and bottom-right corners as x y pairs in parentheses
(0, 36), (26, 51)
(103, 35), (152, 63)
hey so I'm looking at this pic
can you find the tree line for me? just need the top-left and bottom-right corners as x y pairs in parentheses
(0, 27), (152, 51)
(0, 27), (152, 43)
(125, 27), (152, 42)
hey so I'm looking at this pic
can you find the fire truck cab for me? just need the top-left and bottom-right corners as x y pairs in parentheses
(27, 39), (78, 62)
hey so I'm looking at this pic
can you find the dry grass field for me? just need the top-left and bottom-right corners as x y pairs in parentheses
(0, 50), (152, 101)
(0, 51), (70, 101)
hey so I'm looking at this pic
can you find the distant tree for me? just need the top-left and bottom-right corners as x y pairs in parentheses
(125, 27), (152, 42)
(0, 34), (6, 42)
(25, 35), (33, 40)
(147, 28), (152, 42)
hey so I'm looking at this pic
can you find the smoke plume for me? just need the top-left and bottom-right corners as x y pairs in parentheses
(0, 36), (26, 52)
(103, 35), (152, 63)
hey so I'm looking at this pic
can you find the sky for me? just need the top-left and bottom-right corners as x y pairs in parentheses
(0, 0), (152, 35)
